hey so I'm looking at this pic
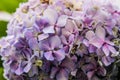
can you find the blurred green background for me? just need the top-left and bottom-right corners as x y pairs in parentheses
(0, 0), (27, 79)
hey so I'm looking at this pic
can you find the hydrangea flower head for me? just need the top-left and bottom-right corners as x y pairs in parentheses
(0, 0), (120, 80)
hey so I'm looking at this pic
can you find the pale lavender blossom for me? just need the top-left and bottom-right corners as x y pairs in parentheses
(0, 0), (120, 80)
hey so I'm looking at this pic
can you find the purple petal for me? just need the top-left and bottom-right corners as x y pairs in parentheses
(102, 56), (114, 66)
(108, 45), (119, 56)
(15, 65), (23, 75)
(108, 45), (117, 53)
(50, 67), (58, 79)
(28, 38), (39, 50)
(87, 71), (94, 80)
(102, 44), (110, 56)
(61, 57), (75, 71)
(56, 15), (68, 27)
(95, 26), (106, 40)
(23, 62), (32, 73)
(69, 34), (74, 44)
(24, 31), (34, 39)
(53, 49), (65, 61)
(38, 34), (49, 41)
(50, 35), (61, 49)
(43, 26), (55, 34)
(44, 51), (54, 61)
(89, 45), (97, 53)
(28, 65), (38, 77)
(56, 69), (68, 80)
(97, 67), (106, 76)
(43, 8), (58, 25)
(83, 39), (89, 47)
(39, 39), (50, 51)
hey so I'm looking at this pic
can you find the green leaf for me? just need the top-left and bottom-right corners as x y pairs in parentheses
(0, 0), (27, 13)
(0, 21), (7, 37)
(0, 68), (5, 80)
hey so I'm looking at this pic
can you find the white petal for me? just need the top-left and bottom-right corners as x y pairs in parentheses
(43, 26), (55, 33)
(43, 8), (58, 25)
(38, 34), (49, 41)
(56, 15), (68, 27)
(85, 31), (95, 40)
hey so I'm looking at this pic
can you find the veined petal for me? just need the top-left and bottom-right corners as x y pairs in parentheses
(56, 15), (68, 27)
(102, 44), (110, 56)
(43, 26), (55, 34)
(108, 45), (119, 56)
(89, 37), (103, 48)
(102, 56), (114, 66)
(95, 26), (106, 40)
(39, 39), (50, 51)
(44, 51), (54, 61)
(23, 62), (32, 73)
(54, 49), (65, 61)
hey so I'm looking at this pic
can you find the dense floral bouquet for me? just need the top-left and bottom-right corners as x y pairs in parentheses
(0, 0), (120, 80)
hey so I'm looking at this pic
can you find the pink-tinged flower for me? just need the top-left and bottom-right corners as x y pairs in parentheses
(85, 26), (118, 56)
(62, 19), (78, 38)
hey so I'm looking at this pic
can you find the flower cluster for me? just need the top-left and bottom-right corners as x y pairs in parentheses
(0, 0), (120, 80)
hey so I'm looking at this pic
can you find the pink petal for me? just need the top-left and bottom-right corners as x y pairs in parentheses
(87, 71), (94, 80)
(43, 8), (58, 25)
(65, 19), (75, 33)
(89, 37), (103, 48)
(85, 31), (95, 40)
(102, 44), (110, 56)
(56, 15), (68, 27)
(43, 26), (55, 34)
(50, 35), (61, 49)
(44, 51), (54, 61)
(61, 35), (68, 45)
(95, 26), (106, 40)
(62, 29), (72, 37)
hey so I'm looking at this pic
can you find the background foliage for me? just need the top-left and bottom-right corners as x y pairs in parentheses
(0, 0), (27, 79)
